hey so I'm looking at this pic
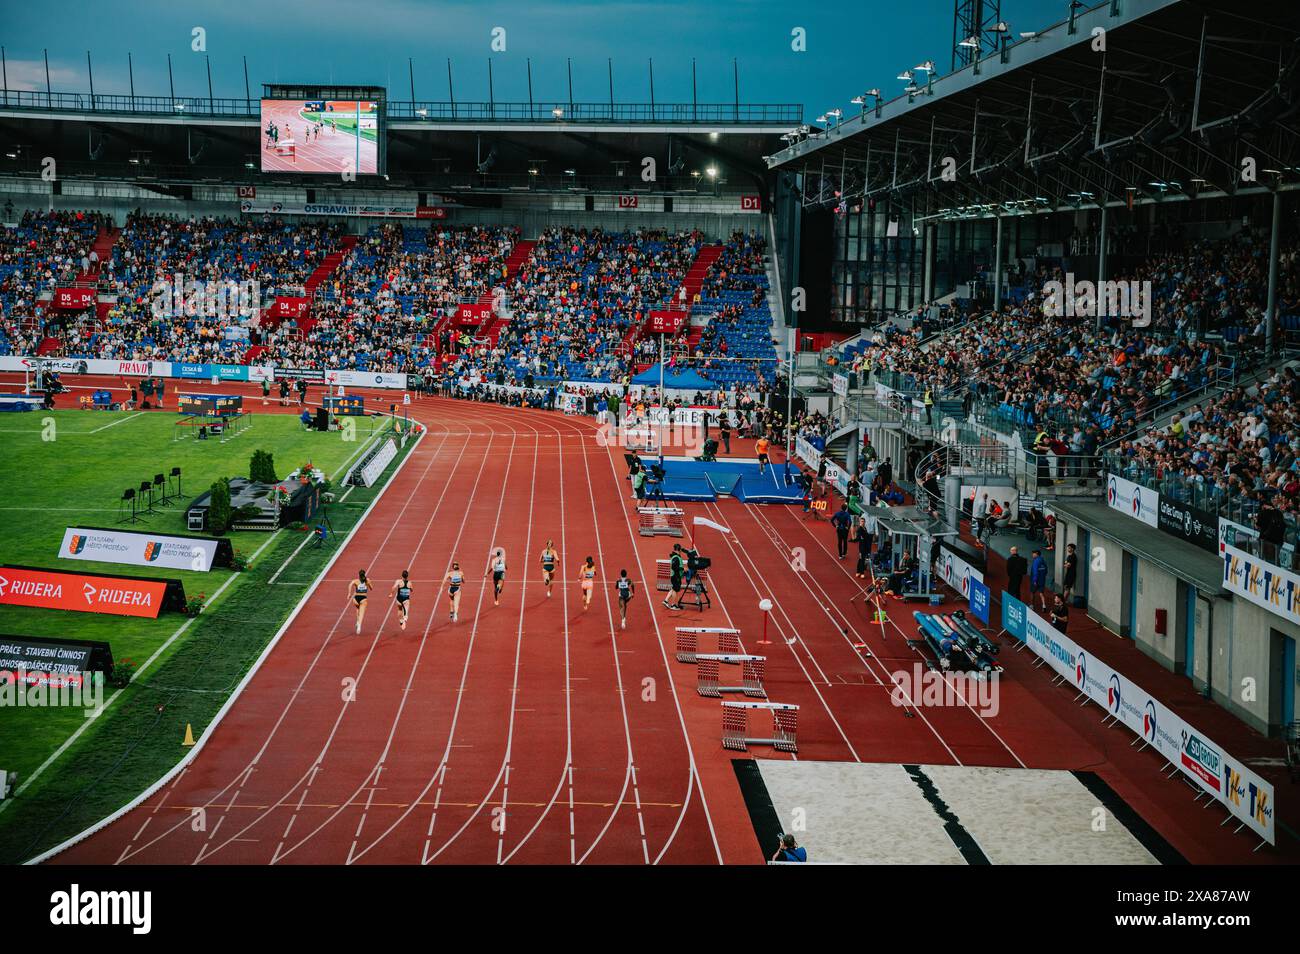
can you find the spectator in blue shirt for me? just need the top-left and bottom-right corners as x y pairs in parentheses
(1029, 550), (1049, 613)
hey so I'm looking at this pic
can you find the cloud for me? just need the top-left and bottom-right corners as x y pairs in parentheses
(3, 58), (82, 93)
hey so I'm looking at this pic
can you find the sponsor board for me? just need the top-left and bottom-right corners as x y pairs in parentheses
(936, 545), (984, 600)
(0, 566), (177, 619)
(969, 578), (991, 625)
(351, 438), (397, 488)
(1156, 497), (1217, 553)
(1021, 604), (1274, 843)
(1221, 542), (1300, 628)
(1001, 592), (1028, 641)
(832, 372), (848, 397)
(0, 357), (171, 378)
(0, 634), (113, 689)
(1106, 473), (1158, 527)
(240, 201), (440, 219)
(59, 527), (224, 573)
(1218, 516), (1259, 556)
(325, 369), (408, 390)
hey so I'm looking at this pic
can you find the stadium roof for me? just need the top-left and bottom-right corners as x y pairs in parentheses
(768, 0), (1300, 218)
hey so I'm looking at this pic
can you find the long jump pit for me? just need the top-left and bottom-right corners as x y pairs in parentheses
(735, 760), (1185, 865)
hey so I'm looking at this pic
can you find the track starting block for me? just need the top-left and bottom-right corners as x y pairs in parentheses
(696, 654), (767, 698)
(721, 701), (799, 752)
(675, 626), (740, 663)
(638, 506), (685, 537)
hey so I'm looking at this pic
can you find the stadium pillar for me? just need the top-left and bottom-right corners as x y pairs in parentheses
(992, 216), (1002, 313)
(1096, 200), (1109, 333)
(923, 223), (936, 302)
(1266, 188), (1281, 355)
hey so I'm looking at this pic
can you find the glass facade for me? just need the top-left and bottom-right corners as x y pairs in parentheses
(829, 200), (922, 327)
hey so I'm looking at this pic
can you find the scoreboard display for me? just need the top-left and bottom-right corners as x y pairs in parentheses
(178, 393), (243, 417)
(259, 86), (385, 176)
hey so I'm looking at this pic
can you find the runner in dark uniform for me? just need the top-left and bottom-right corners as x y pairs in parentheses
(540, 540), (558, 598)
(347, 569), (370, 634)
(389, 569), (413, 630)
(616, 569), (635, 630)
(441, 562), (464, 622)
(662, 546), (685, 610)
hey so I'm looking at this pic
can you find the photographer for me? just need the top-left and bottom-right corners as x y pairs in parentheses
(771, 834), (807, 863)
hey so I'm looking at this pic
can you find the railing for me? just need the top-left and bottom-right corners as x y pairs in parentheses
(0, 90), (802, 125)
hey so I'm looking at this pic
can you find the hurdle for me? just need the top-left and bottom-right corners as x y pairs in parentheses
(656, 560), (711, 591)
(674, 626), (740, 663)
(218, 411), (252, 443)
(638, 506), (685, 537)
(721, 701), (799, 752)
(696, 653), (767, 698)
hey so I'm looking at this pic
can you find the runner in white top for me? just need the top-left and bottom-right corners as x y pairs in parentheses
(485, 548), (507, 606)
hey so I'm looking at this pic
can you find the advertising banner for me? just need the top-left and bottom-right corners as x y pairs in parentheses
(1221, 542), (1300, 628)
(53, 287), (96, 310)
(1001, 592), (1027, 641)
(59, 527), (224, 573)
(241, 201), (426, 219)
(0, 566), (176, 619)
(1156, 497), (1217, 553)
(0, 634), (113, 688)
(1105, 473), (1158, 528)
(969, 578), (991, 625)
(1021, 604), (1275, 844)
(832, 373), (849, 397)
(0, 357), (171, 378)
(324, 369), (408, 390)
(1218, 517), (1259, 556)
(936, 545), (984, 600)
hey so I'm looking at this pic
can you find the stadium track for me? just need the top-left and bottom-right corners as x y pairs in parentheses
(19, 377), (1294, 865)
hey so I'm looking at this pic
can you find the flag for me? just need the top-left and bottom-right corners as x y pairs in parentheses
(693, 517), (732, 534)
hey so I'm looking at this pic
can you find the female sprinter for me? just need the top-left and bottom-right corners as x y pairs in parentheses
(539, 540), (558, 598)
(576, 556), (597, 611)
(347, 569), (370, 634)
(389, 570), (413, 630)
(485, 548), (507, 606)
(615, 569), (635, 629)
(441, 562), (465, 622)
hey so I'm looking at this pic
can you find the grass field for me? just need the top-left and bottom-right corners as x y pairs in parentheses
(301, 111), (378, 142)
(0, 408), (411, 862)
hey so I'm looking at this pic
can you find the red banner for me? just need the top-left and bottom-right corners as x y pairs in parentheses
(646, 309), (687, 334)
(0, 567), (169, 618)
(618, 195), (639, 209)
(456, 302), (493, 326)
(740, 195), (762, 211)
(270, 297), (311, 321)
(416, 206), (447, 219)
(53, 288), (95, 310)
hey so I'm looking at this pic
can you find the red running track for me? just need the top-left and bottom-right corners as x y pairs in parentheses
(34, 390), (1295, 864)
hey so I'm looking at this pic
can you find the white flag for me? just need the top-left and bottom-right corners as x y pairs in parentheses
(693, 516), (732, 534)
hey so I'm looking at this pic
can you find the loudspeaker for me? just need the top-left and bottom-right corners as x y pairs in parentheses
(315, 407), (329, 431)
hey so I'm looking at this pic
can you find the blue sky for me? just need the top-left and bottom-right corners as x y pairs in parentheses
(3, 0), (1067, 117)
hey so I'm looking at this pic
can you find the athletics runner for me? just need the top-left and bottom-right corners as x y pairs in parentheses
(615, 569), (635, 629)
(576, 556), (597, 611)
(389, 570), (413, 630)
(347, 569), (370, 634)
(441, 562), (465, 622)
(756, 435), (771, 476)
(485, 547), (507, 606)
(540, 540), (558, 597)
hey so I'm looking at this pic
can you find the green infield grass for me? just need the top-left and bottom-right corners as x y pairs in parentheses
(0, 408), (413, 862)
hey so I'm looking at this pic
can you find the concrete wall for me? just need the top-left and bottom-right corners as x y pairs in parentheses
(1222, 599), (1300, 733)
(1085, 528), (1125, 634)
(1132, 560), (1179, 670)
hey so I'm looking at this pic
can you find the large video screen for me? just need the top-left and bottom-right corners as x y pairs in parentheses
(260, 99), (380, 175)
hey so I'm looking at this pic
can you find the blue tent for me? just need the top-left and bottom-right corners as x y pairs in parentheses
(631, 364), (715, 390)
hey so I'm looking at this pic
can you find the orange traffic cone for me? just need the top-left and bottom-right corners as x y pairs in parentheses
(182, 723), (196, 746)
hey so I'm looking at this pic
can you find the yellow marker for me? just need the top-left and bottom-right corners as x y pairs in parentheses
(183, 723), (196, 746)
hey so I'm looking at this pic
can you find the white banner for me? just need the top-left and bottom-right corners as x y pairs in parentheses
(59, 527), (219, 572)
(0, 356), (172, 378)
(1218, 517), (1259, 556)
(1022, 605), (1275, 844)
(832, 372), (848, 397)
(325, 369), (408, 390)
(1221, 542), (1300, 628)
(935, 548), (984, 601)
(795, 436), (822, 469)
(1106, 473), (1158, 527)
(354, 438), (397, 488)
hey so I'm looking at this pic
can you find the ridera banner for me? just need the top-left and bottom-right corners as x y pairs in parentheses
(0, 566), (178, 619)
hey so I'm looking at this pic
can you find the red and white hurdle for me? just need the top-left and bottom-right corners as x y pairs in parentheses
(675, 626), (740, 663)
(696, 654), (767, 698)
(721, 701), (799, 752)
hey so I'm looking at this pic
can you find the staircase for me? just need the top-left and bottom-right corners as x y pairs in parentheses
(76, 226), (119, 283)
(37, 336), (62, 355)
(480, 239), (536, 345)
(682, 244), (722, 304)
(304, 234), (358, 298)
